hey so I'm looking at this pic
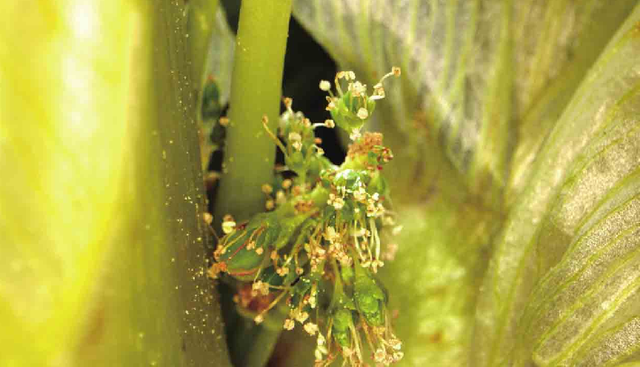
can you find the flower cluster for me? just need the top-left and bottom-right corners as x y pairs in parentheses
(321, 67), (400, 140)
(209, 69), (403, 366)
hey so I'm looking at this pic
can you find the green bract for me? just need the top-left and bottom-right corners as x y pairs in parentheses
(353, 263), (386, 327)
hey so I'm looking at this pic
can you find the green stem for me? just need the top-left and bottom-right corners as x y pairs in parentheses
(215, 0), (293, 223)
(214, 1), (292, 366)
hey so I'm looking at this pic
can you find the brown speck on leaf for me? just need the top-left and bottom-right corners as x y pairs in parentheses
(428, 331), (443, 344)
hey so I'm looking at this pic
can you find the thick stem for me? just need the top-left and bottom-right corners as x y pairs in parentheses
(215, 0), (293, 223)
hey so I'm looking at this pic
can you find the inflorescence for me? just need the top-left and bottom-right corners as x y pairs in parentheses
(209, 68), (403, 366)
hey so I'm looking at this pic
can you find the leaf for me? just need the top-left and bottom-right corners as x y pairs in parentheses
(0, 1), (231, 365)
(290, 0), (640, 366)
(206, 6), (236, 108)
(475, 7), (640, 366)
(293, 0), (636, 206)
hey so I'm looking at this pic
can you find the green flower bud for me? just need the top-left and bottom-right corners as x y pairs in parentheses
(331, 308), (354, 348)
(329, 90), (376, 135)
(353, 263), (386, 326)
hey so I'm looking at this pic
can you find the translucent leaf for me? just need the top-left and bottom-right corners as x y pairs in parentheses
(0, 1), (231, 365)
(196, 5), (236, 170)
(291, 0), (640, 366)
(475, 6), (640, 366)
(206, 6), (235, 106)
(293, 0), (636, 205)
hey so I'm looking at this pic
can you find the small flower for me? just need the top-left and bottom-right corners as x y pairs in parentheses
(392, 66), (401, 77)
(393, 351), (404, 362)
(327, 193), (345, 210)
(265, 199), (275, 210)
(246, 240), (256, 250)
(370, 259), (384, 273)
(389, 338), (402, 350)
(218, 116), (230, 126)
(254, 314), (264, 324)
(283, 97), (293, 109)
(304, 322), (319, 335)
(276, 266), (290, 277)
(349, 81), (367, 97)
(283, 318), (295, 330)
(353, 186), (367, 202)
(289, 132), (303, 151)
(252, 280), (269, 296)
(326, 100), (336, 111)
(314, 333), (328, 361)
(276, 190), (287, 204)
(374, 348), (387, 362)
(319, 80), (331, 91)
(308, 294), (317, 309)
(371, 83), (386, 100)
(261, 183), (273, 194)
(344, 71), (356, 80)
(294, 310), (309, 323)
(317, 332), (327, 346)
(255, 247), (264, 255)
(324, 119), (335, 128)
(221, 215), (236, 234)
(349, 129), (362, 141)
(323, 226), (339, 242)
(282, 179), (293, 189)
(208, 262), (225, 279)
(357, 107), (369, 120)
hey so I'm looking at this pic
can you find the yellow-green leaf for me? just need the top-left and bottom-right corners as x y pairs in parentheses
(0, 1), (231, 365)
